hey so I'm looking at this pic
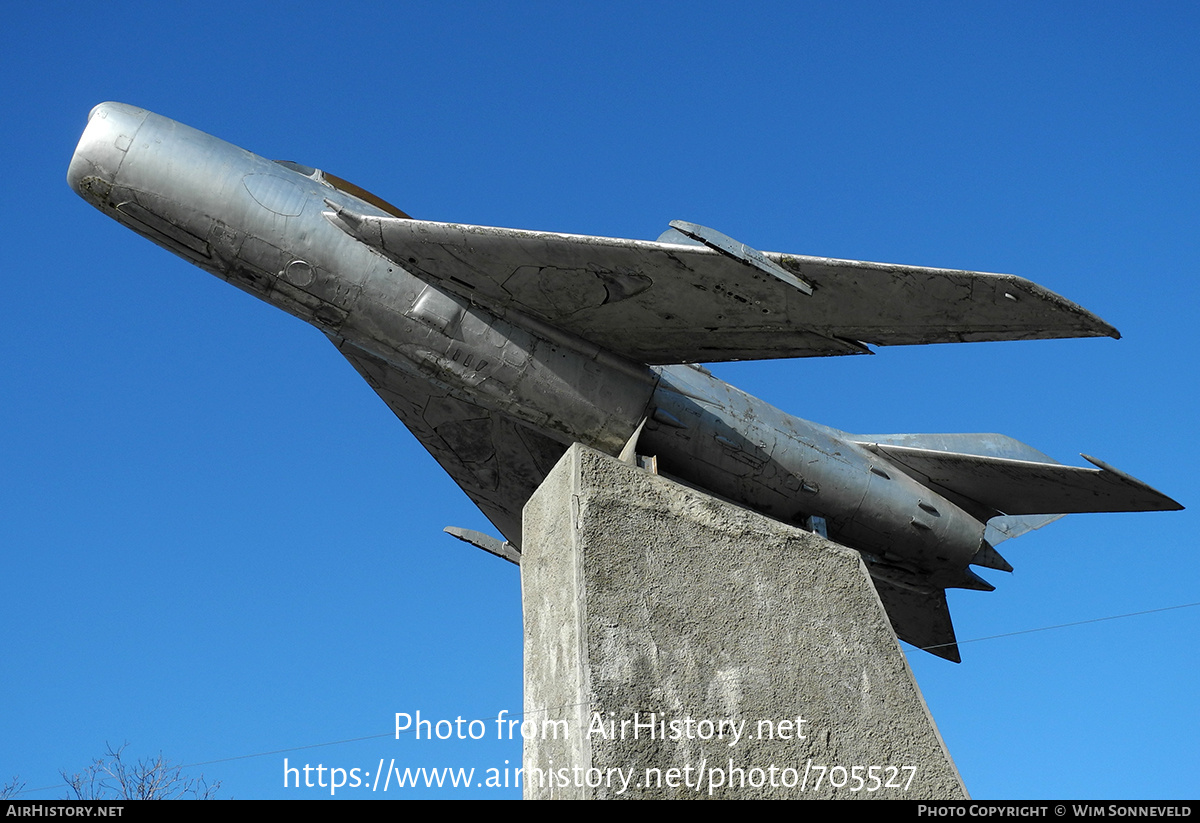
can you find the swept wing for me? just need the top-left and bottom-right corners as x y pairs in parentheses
(326, 209), (1118, 364)
(335, 340), (568, 548)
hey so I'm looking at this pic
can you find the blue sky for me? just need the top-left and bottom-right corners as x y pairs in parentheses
(3, 2), (1197, 799)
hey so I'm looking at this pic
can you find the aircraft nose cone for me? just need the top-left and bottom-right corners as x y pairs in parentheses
(67, 102), (149, 203)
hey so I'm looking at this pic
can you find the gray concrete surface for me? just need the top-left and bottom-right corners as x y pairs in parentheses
(521, 444), (967, 799)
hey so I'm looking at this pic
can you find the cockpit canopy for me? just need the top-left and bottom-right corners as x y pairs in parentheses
(273, 160), (411, 219)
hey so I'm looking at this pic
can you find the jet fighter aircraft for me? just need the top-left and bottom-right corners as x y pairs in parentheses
(67, 102), (1181, 662)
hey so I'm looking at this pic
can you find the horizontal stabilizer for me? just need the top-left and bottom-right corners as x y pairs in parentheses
(984, 512), (1066, 545)
(857, 441), (1182, 516)
(854, 432), (1069, 538)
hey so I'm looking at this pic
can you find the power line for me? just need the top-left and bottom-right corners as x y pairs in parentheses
(914, 600), (1200, 655)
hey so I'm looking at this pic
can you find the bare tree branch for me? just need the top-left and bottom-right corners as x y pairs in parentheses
(60, 743), (222, 800)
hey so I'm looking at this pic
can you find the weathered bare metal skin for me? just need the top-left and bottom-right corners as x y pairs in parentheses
(69, 103), (1181, 662)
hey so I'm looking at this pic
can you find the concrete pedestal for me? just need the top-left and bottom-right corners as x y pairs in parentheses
(520, 445), (967, 799)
